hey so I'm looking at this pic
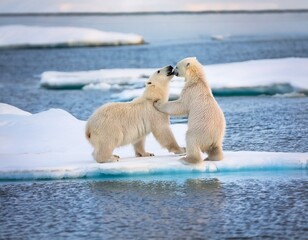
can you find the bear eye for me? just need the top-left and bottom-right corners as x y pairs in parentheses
(157, 70), (160, 74)
(147, 82), (152, 84)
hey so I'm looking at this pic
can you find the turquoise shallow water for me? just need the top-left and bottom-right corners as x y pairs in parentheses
(1, 170), (307, 239)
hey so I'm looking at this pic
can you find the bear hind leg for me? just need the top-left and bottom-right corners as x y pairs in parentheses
(205, 145), (224, 161)
(181, 132), (202, 164)
(94, 147), (119, 163)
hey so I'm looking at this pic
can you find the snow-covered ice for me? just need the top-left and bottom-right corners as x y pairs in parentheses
(41, 68), (151, 89)
(0, 25), (145, 48)
(0, 103), (307, 180)
(0, 103), (31, 116)
(40, 58), (308, 99)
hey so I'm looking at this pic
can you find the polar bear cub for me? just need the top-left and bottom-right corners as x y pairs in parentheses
(155, 57), (226, 164)
(86, 65), (185, 163)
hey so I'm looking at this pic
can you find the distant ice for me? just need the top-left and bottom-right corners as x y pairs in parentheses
(0, 103), (307, 180)
(211, 35), (229, 41)
(82, 82), (121, 91)
(41, 69), (151, 89)
(272, 92), (307, 98)
(40, 58), (308, 99)
(0, 25), (145, 48)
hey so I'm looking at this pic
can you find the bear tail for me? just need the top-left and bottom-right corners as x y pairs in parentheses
(85, 124), (91, 140)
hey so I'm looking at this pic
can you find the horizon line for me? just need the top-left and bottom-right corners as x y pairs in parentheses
(0, 9), (308, 17)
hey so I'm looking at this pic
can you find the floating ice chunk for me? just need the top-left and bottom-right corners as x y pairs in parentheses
(0, 151), (306, 180)
(0, 103), (307, 180)
(41, 69), (151, 89)
(112, 80), (185, 100)
(82, 82), (122, 91)
(211, 35), (229, 41)
(272, 92), (307, 98)
(0, 25), (145, 49)
(112, 88), (144, 101)
(40, 58), (308, 99)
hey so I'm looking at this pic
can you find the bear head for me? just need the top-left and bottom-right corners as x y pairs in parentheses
(173, 57), (203, 79)
(143, 65), (174, 102)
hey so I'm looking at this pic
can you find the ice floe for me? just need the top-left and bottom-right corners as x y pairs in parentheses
(0, 25), (145, 48)
(0, 103), (307, 180)
(40, 58), (308, 99)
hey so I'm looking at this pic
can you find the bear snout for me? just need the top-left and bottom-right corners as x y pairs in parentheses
(167, 65), (174, 76)
(173, 68), (179, 76)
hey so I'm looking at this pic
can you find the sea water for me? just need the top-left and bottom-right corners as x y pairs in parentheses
(1, 171), (307, 239)
(0, 12), (308, 239)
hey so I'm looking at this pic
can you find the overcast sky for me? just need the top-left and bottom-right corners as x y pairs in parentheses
(0, 0), (308, 13)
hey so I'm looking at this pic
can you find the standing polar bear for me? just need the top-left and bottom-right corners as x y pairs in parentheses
(86, 65), (185, 163)
(155, 57), (226, 164)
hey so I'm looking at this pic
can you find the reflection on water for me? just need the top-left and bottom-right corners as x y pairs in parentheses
(1, 172), (307, 239)
(89, 177), (222, 197)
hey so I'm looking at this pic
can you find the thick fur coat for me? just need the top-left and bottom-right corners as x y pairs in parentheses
(155, 57), (226, 163)
(86, 66), (185, 163)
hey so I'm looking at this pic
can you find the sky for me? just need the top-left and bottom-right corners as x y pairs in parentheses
(0, 0), (308, 13)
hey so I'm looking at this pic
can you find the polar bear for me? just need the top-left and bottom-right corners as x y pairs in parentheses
(154, 57), (226, 164)
(85, 65), (185, 163)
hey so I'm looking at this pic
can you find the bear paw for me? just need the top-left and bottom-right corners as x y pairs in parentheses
(108, 155), (120, 162)
(179, 156), (202, 165)
(96, 155), (119, 163)
(153, 100), (163, 110)
(173, 147), (186, 155)
(136, 152), (155, 157)
(179, 157), (190, 165)
(204, 156), (223, 161)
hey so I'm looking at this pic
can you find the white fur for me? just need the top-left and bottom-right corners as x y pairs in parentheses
(86, 66), (185, 163)
(155, 57), (226, 163)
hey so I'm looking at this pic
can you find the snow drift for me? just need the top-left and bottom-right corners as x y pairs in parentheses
(0, 103), (307, 180)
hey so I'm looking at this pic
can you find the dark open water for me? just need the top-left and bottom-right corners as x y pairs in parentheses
(0, 12), (307, 239)
(1, 172), (307, 239)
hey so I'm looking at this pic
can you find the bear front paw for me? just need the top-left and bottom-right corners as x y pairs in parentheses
(109, 155), (120, 162)
(136, 152), (155, 157)
(204, 156), (223, 161)
(170, 147), (186, 155)
(153, 100), (162, 109)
